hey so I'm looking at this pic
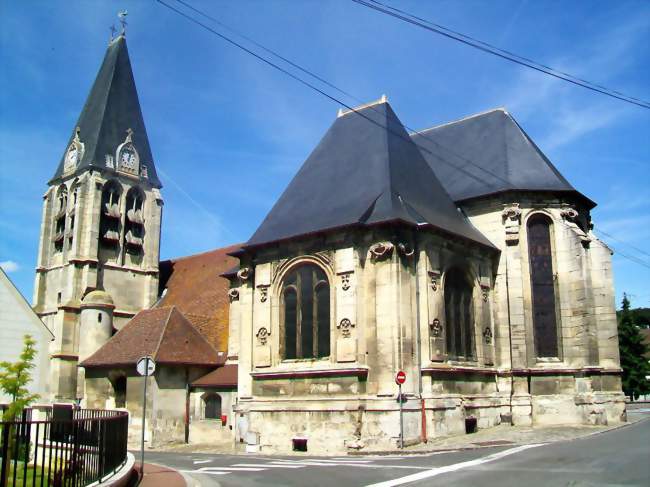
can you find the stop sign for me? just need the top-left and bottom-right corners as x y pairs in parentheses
(395, 370), (406, 385)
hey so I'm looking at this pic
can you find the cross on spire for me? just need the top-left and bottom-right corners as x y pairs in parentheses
(118, 10), (128, 35)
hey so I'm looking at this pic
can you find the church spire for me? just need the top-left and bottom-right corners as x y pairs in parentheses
(51, 34), (161, 188)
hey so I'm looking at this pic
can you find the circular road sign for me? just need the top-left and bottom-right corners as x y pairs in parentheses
(136, 356), (156, 377)
(395, 370), (406, 385)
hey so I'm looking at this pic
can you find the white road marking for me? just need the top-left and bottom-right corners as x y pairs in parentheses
(364, 444), (545, 487)
(192, 459), (212, 464)
(230, 463), (306, 469)
(180, 470), (229, 475)
(198, 466), (266, 472)
(271, 461), (427, 469)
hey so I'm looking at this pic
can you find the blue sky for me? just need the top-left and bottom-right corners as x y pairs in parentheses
(1, 0), (648, 308)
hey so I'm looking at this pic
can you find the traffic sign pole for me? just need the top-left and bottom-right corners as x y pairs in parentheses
(399, 382), (404, 449)
(141, 356), (148, 476)
(395, 371), (406, 449)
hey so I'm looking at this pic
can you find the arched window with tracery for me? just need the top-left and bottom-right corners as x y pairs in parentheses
(53, 185), (68, 252)
(444, 267), (475, 360)
(124, 187), (145, 254)
(99, 181), (122, 247)
(527, 214), (559, 358)
(281, 264), (330, 360)
(202, 393), (222, 420)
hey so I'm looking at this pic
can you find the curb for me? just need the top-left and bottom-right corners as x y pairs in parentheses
(349, 415), (650, 457)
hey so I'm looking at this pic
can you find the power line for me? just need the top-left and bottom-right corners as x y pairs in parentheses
(156, 0), (649, 271)
(157, 0), (511, 193)
(351, 0), (650, 109)
(166, 0), (514, 192)
(593, 227), (650, 259)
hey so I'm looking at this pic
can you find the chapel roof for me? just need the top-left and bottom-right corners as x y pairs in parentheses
(157, 244), (241, 353)
(50, 35), (161, 188)
(81, 306), (225, 368)
(191, 364), (238, 389)
(246, 99), (496, 250)
(410, 108), (594, 208)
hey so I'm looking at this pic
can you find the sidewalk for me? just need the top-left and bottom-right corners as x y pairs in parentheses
(134, 463), (186, 487)
(352, 412), (649, 456)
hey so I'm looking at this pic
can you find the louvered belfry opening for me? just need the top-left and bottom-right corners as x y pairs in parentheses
(527, 214), (559, 358)
(282, 264), (330, 360)
(444, 267), (475, 360)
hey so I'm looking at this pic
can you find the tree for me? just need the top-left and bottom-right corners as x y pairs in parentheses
(0, 335), (40, 476)
(618, 294), (650, 401)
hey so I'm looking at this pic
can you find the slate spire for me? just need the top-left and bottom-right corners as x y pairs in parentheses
(246, 100), (494, 249)
(51, 35), (161, 187)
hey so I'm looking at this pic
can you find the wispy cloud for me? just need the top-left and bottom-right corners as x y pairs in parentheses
(0, 260), (20, 273)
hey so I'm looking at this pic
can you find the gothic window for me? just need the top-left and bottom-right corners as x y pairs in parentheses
(53, 186), (67, 252)
(124, 187), (145, 254)
(99, 181), (121, 247)
(527, 214), (559, 358)
(444, 267), (475, 360)
(202, 393), (222, 420)
(281, 264), (330, 360)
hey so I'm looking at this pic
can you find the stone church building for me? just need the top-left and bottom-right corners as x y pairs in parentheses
(33, 34), (625, 451)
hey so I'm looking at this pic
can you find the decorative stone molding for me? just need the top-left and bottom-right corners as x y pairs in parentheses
(141, 164), (149, 178)
(560, 206), (579, 221)
(397, 242), (414, 258)
(428, 270), (440, 291)
(256, 327), (270, 345)
(338, 272), (352, 291)
(258, 285), (269, 303)
(228, 289), (239, 302)
(429, 318), (442, 338)
(480, 284), (490, 302)
(237, 267), (252, 281)
(369, 242), (394, 261)
(105, 154), (115, 169)
(502, 203), (522, 245)
(337, 318), (355, 338)
(483, 327), (493, 345)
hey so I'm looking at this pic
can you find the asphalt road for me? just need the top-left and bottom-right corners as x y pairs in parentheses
(143, 413), (650, 487)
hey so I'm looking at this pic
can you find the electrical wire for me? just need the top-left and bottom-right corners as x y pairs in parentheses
(351, 0), (650, 109)
(156, 0), (650, 270)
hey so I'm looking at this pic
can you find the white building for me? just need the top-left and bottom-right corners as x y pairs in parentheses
(0, 268), (54, 403)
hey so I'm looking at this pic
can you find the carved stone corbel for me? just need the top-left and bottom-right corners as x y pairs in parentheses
(256, 327), (270, 345)
(237, 267), (252, 282)
(502, 203), (522, 245)
(338, 271), (352, 291)
(483, 327), (493, 344)
(227, 289), (239, 302)
(369, 242), (394, 261)
(429, 318), (442, 338)
(560, 206), (579, 221)
(397, 242), (414, 259)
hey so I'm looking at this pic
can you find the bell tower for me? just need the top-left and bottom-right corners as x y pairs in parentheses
(33, 33), (163, 401)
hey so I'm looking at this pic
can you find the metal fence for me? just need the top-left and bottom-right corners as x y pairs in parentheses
(0, 407), (129, 487)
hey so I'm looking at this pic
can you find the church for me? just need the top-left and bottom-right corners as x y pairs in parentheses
(33, 33), (625, 452)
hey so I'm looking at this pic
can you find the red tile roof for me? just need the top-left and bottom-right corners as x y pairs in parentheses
(81, 307), (225, 368)
(157, 244), (241, 352)
(191, 364), (238, 388)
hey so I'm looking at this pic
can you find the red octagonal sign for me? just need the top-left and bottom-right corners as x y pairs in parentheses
(395, 370), (406, 385)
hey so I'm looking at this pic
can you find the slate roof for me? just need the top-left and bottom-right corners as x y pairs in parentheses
(246, 101), (496, 250)
(191, 365), (238, 388)
(50, 35), (161, 188)
(158, 244), (241, 352)
(410, 108), (594, 207)
(80, 307), (223, 368)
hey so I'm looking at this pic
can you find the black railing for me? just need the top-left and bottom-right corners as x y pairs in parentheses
(0, 407), (129, 487)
